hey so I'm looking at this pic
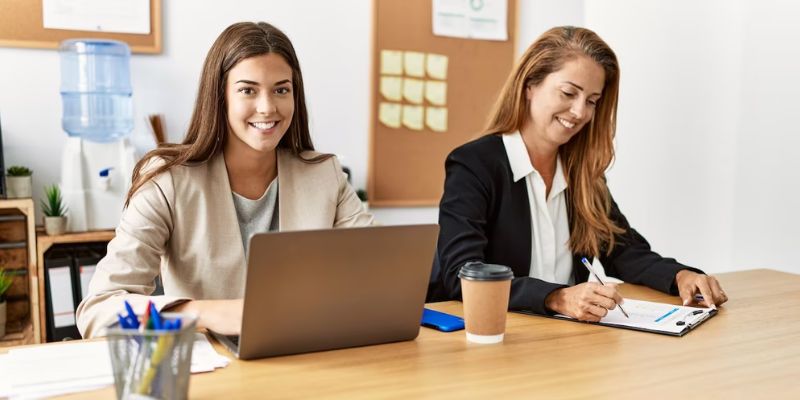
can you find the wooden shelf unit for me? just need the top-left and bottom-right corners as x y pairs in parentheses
(0, 198), (38, 346)
(36, 229), (115, 343)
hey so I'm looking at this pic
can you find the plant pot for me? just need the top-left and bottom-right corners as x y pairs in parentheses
(6, 175), (33, 198)
(0, 300), (6, 338)
(44, 216), (68, 236)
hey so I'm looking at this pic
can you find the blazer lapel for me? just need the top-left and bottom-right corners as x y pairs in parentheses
(277, 149), (303, 231)
(276, 150), (340, 231)
(212, 152), (247, 266)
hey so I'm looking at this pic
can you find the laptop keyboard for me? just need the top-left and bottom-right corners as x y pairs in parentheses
(228, 335), (240, 346)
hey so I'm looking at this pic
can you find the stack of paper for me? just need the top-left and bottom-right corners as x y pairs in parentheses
(0, 333), (229, 399)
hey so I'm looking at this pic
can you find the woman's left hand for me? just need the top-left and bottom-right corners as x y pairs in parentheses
(675, 269), (728, 308)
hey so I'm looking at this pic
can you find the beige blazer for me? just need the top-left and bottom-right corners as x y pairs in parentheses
(76, 150), (374, 337)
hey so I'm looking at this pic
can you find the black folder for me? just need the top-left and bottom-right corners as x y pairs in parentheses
(44, 249), (80, 341)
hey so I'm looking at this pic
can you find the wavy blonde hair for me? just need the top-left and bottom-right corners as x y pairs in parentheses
(484, 26), (624, 257)
(125, 22), (328, 206)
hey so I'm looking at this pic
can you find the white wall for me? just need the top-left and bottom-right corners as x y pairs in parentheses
(585, 0), (800, 274)
(731, 1), (800, 272)
(584, 0), (743, 273)
(1, 0), (797, 274)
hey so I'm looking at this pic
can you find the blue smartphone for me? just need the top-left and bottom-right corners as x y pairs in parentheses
(421, 308), (465, 332)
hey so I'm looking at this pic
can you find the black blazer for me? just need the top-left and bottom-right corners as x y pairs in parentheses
(434, 134), (702, 315)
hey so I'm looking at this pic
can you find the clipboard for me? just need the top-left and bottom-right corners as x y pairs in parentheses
(520, 299), (717, 337)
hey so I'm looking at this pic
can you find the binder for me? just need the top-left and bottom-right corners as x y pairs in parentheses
(42, 242), (114, 341)
(73, 245), (105, 302)
(44, 249), (80, 341)
(43, 241), (160, 341)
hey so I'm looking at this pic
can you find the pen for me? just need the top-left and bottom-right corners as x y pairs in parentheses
(140, 301), (152, 332)
(580, 257), (630, 318)
(124, 300), (140, 329)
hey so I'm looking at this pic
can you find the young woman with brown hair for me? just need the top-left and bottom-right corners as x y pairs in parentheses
(77, 22), (373, 337)
(435, 26), (727, 321)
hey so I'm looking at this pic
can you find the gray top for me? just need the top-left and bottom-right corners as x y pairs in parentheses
(232, 179), (279, 257)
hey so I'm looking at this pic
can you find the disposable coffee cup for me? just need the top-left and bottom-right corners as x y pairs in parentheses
(459, 262), (514, 344)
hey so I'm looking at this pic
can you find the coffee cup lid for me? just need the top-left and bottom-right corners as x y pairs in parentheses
(458, 261), (514, 281)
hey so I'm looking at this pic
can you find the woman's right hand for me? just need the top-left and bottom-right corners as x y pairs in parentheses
(168, 299), (243, 335)
(544, 283), (623, 322)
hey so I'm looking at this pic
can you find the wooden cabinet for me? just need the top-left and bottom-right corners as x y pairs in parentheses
(0, 198), (116, 345)
(0, 199), (38, 346)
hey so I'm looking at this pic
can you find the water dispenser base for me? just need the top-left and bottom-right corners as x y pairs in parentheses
(61, 137), (135, 232)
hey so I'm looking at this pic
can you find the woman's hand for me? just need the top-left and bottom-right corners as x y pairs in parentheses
(168, 299), (243, 335)
(545, 283), (624, 322)
(675, 270), (728, 309)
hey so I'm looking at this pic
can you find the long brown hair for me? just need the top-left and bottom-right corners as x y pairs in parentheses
(125, 21), (327, 206)
(484, 26), (624, 257)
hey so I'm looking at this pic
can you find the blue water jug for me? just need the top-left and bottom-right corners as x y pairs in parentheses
(59, 39), (133, 143)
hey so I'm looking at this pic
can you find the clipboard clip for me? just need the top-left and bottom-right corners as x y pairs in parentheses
(676, 310), (704, 326)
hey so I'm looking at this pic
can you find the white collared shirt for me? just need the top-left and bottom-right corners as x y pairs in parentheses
(502, 132), (574, 285)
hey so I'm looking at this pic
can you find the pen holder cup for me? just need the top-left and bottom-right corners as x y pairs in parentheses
(106, 313), (197, 400)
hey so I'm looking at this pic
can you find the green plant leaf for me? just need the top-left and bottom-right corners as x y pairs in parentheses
(41, 184), (68, 217)
(0, 268), (12, 300)
(7, 165), (32, 176)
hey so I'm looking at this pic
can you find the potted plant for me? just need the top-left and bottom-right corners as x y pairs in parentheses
(5, 165), (33, 198)
(41, 184), (68, 235)
(0, 268), (12, 338)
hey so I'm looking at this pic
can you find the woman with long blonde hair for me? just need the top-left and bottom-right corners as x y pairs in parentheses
(435, 26), (726, 321)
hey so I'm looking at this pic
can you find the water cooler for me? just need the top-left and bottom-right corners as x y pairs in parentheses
(59, 39), (136, 232)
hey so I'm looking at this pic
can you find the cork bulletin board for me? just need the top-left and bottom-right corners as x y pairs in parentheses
(369, 0), (517, 206)
(0, 0), (161, 54)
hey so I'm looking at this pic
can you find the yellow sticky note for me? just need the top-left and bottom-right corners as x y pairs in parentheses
(426, 54), (448, 80)
(379, 102), (402, 128)
(380, 77), (403, 101)
(425, 81), (447, 106)
(402, 105), (424, 131)
(403, 78), (425, 104)
(426, 107), (448, 132)
(380, 50), (403, 75)
(404, 51), (426, 78)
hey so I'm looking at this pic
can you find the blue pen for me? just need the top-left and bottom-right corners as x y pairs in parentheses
(581, 257), (630, 318)
(117, 313), (131, 329)
(163, 319), (180, 331)
(124, 300), (140, 329)
(150, 303), (162, 330)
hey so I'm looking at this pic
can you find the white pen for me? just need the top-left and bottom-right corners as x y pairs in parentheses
(580, 257), (630, 318)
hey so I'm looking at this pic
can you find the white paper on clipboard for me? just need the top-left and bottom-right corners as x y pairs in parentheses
(556, 299), (716, 336)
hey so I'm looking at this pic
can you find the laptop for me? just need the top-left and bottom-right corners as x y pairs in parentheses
(210, 224), (439, 360)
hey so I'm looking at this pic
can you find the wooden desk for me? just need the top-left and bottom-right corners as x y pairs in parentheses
(22, 269), (800, 398)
